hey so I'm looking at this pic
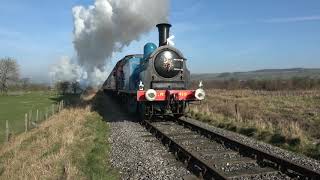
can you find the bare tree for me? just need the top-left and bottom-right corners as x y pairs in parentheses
(0, 57), (19, 94)
(71, 81), (81, 94)
(56, 81), (70, 95)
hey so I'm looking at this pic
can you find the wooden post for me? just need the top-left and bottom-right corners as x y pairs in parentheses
(25, 113), (28, 132)
(29, 110), (32, 120)
(36, 109), (39, 122)
(235, 103), (241, 121)
(45, 108), (48, 120)
(61, 100), (64, 110)
(5, 120), (9, 142)
(28, 110), (32, 128)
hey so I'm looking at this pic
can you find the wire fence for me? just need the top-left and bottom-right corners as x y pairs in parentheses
(4, 100), (65, 143)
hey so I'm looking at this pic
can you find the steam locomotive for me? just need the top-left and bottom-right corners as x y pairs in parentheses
(103, 23), (205, 119)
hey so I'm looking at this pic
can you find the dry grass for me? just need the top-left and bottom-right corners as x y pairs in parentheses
(189, 89), (320, 159)
(0, 106), (118, 179)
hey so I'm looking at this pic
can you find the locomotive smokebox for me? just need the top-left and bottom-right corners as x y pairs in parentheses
(156, 23), (172, 47)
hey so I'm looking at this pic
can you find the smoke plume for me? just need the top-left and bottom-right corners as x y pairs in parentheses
(50, 0), (169, 87)
(73, 0), (169, 86)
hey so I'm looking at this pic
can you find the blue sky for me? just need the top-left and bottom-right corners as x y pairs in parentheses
(0, 0), (320, 83)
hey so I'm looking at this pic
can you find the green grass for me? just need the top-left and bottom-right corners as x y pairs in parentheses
(61, 112), (118, 179)
(0, 91), (57, 143)
(77, 113), (118, 180)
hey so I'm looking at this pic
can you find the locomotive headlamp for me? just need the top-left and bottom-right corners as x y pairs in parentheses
(146, 89), (157, 101)
(139, 81), (144, 90)
(195, 88), (205, 101)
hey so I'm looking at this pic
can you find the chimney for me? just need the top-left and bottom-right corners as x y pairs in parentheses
(156, 23), (172, 47)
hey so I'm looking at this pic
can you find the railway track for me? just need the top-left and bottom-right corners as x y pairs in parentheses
(141, 117), (320, 180)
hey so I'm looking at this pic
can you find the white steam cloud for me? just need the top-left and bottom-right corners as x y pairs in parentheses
(50, 56), (110, 87)
(50, 56), (84, 83)
(50, 0), (169, 87)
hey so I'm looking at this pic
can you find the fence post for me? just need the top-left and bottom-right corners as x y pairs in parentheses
(45, 108), (48, 120)
(235, 103), (241, 121)
(36, 109), (39, 122)
(5, 120), (9, 142)
(29, 110), (32, 128)
(25, 113), (28, 132)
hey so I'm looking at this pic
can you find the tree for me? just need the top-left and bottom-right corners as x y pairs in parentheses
(71, 81), (81, 94)
(56, 81), (70, 95)
(0, 57), (19, 94)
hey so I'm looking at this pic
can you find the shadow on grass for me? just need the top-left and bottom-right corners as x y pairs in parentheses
(50, 93), (82, 107)
(49, 91), (137, 123)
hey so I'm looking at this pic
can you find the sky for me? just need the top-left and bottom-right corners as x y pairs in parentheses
(0, 0), (320, 83)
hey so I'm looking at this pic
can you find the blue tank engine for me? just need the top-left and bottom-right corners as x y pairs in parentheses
(103, 23), (205, 118)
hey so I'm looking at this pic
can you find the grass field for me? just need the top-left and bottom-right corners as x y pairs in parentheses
(0, 107), (118, 179)
(0, 91), (58, 144)
(189, 89), (320, 159)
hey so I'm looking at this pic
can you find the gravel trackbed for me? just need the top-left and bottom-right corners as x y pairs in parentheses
(100, 95), (192, 180)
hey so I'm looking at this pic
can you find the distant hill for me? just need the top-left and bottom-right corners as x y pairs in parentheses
(191, 68), (320, 81)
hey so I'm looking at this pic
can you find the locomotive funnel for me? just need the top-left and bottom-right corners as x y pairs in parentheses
(156, 23), (172, 47)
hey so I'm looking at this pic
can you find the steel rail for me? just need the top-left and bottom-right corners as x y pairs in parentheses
(173, 117), (320, 179)
(141, 117), (320, 179)
(142, 119), (228, 180)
